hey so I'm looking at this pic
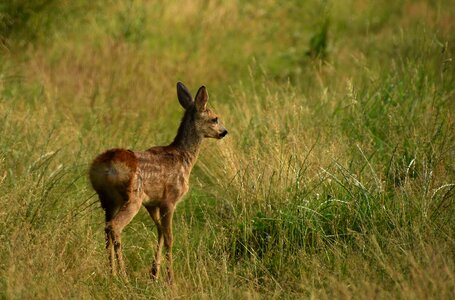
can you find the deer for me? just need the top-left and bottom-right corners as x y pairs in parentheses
(89, 82), (228, 283)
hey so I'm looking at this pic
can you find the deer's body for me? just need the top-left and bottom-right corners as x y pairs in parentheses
(90, 146), (193, 212)
(89, 83), (227, 282)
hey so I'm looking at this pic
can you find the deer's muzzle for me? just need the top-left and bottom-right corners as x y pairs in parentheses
(219, 129), (228, 138)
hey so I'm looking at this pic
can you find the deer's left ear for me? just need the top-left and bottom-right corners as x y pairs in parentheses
(177, 82), (194, 110)
(195, 86), (208, 112)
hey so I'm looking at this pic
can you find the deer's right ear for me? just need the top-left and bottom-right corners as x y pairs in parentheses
(177, 82), (193, 109)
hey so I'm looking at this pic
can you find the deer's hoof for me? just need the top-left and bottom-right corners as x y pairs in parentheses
(150, 268), (159, 281)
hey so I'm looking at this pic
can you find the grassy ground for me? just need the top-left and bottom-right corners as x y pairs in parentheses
(1, 0), (454, 298)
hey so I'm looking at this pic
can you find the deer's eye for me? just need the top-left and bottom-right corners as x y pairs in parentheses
(211, 117), (218, 124)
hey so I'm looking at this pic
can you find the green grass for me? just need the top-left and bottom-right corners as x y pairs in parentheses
(1, 0), (454, 298)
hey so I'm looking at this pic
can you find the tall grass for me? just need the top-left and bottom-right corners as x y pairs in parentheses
(1, 0), (454, 298)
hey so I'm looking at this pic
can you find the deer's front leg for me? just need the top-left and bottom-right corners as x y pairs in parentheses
(146, 206), (164, 280)
(160, 204), (175, 284)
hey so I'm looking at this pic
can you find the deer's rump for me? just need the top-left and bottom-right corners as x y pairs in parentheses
(89, 148), (138, 207)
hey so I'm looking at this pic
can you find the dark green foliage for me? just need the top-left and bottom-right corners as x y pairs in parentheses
(306, 17), (329, 60)
(0, 0), (57, 41)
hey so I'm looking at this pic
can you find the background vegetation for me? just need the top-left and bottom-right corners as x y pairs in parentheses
(0, 0), (454, 298)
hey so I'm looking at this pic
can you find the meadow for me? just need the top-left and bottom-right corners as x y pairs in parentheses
(0, 0), (454, 298)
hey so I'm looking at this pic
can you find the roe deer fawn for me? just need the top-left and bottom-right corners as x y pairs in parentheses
(89, 82), (228, 283)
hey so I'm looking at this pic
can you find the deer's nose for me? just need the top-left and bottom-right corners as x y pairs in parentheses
(220, 129), (228, 138)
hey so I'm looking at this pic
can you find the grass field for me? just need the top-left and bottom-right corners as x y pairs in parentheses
(1, 0), (454, 298)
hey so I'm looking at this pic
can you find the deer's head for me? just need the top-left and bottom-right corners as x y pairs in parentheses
(177, 82), (228, 139)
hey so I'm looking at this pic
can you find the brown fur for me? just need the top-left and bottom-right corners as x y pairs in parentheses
(89, 83), (227, 283)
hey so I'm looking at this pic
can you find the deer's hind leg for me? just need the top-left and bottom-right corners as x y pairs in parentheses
(105, 188), (142, 277)
(98, 191), (122, 276)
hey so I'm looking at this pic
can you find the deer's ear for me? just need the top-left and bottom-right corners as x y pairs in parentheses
(177, 82), (193, 109)
(195, 86), (208, 112)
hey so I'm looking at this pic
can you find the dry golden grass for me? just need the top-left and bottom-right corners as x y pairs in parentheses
(1, 0), (454, 298)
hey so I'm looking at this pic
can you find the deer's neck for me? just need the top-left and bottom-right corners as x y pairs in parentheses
(170, 109), (202, 165)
